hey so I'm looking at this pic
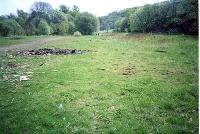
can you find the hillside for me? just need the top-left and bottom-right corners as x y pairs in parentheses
(99, 0), (198, 35)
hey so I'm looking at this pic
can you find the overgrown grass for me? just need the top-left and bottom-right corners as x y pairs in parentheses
(0, 34), (198, 133)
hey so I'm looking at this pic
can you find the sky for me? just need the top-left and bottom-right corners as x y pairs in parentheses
(0, 0), (166, 17)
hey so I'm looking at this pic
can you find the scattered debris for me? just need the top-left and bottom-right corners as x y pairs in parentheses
(26, 72), (34, 74)
(108, 106), (115, 112)
(20, 76), (29, 81)
(58, 104), (63, 109)
(8, 55), (14, 58)
(97, 68), (106, 71)
(7, 63), (19, 68)
(122, 72), (129, 75)
(17, 48), (91, 56)
(39, 62), (45, 66)
(3, 75), (9, 81)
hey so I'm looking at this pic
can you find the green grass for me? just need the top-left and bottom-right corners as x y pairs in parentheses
(0, 35), (49, 47)
(0, 33), (198, 133)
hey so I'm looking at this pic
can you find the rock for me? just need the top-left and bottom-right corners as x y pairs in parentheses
(71, 50), (76, 54)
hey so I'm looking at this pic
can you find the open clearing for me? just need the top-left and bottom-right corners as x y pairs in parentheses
(0, 36), (64, 51)
(0, 34), (198, 133)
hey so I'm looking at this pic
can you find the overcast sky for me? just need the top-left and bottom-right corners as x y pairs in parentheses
(0, 0), (167, 17)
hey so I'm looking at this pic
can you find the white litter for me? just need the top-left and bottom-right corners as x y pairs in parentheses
(58, 104), (63, 109)
(20, 76), (29, 81)
(26, 72), (34, 74)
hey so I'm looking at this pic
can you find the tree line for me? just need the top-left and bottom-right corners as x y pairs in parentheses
(101, 0), (198, 35)
(0, 2), (99, 36)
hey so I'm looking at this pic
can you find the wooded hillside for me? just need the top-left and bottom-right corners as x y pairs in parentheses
(99, 0), (198, 35)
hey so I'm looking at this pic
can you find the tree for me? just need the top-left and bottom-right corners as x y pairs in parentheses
(30, 2), (53, 21)
(7, 13), (16, 19)
(0, 18), (24, 36)
(59, 5), (69, 14)
(68, 21), (76, 34)
(130, 3), (170, 33)
(75, 12), (99, 35)
(38, 19), (51, 35)
(120, 18), (129, 32)
(27, 17), (40, 35)
(48, 10), (69, 34)
(175, 0), (198, 35)
(49, 10), (68, 24)
(115, 19), (123, 32)
(0, 17), (8, 36)
(99, 10), (127, 30)
(106, 24), (110, 33)
(15, 10), (29, 34)
(71, 5), (79, 17)
(114, 18), (129, 32)
(31, 2), (52, 14)
(17, 10), (29, 19)
(57, 22), (69, 35)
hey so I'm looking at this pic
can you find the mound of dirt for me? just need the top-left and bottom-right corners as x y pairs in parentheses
(17, 48), (90, 56)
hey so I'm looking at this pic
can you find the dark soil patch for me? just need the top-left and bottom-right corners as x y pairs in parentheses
(17, 48), (91, 56)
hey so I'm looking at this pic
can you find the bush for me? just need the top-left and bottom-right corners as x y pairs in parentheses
(0, 18), (25, 36)
(57, 21), (69, 35)
(115, 19), (123, 32)
(75, 12), (99, 35)
(68, 22), (76, 35)
(73, 31), (82, 36)
(38, 19), (51, 35)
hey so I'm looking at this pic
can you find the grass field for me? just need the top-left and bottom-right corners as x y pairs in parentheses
(0, 35), (49, 47)
(0, 33), (198, 133)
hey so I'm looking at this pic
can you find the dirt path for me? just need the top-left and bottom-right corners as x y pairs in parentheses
(0, 36), (64, 52)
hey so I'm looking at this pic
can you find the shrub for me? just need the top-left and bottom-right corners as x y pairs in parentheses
(73, 31), (82, 36)
(38, 19), (51, 35)
(57, 21), (69, 35)
(75, 12), (99, 35)
(0, 18), (25, 36)
(68, 22), (76, 35)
